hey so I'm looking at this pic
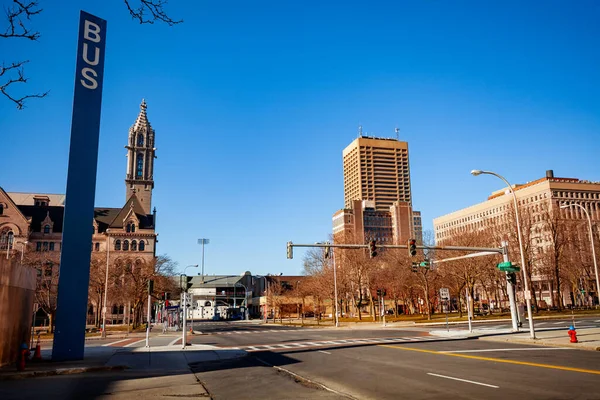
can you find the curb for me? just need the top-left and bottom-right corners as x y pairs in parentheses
(479, 335), (600, 351)
(0, 365), (128, 381)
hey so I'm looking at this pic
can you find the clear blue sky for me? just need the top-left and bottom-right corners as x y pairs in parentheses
(2, 1), (599, 276)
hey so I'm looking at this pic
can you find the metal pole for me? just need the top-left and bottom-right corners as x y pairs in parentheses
(381, 294), (386, 327)
(102, 233), (110, 339)
(465, 286), (472, 333)
(562, 204), (599, 308)
(475, 170), (535, 339)
(145, 290), (151, 348)
(502, 241), (520, 331)
(445, 301), (449, 332)
(332, 243), (340, 327)
(201, 240), (205, 281)
(182, 289), (187, 349)
(264, 277), (268, 323)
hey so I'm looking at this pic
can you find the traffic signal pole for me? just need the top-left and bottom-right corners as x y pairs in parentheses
(288, 241), (522, 332)
(182, 290), (187, 349)
(501, 241), (520, 332)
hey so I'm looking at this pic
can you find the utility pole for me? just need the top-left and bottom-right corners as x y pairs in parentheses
(145, 280), (153, 348)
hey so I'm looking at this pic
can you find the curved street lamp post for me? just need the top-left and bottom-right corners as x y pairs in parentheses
(471, 170), (536, 339)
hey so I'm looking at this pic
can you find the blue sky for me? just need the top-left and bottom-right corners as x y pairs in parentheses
(2, 1), (599, 276)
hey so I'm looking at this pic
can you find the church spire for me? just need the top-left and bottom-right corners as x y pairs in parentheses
(125, 99), (156, 215)
(133, 99), (150, 132)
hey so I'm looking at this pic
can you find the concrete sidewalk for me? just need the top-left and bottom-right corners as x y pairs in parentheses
(0, 342), (248, 382)
(429, 326), (600, 351)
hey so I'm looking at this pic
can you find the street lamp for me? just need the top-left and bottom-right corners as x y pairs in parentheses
(471, 169), (536, 339)
(181, 264), (198, 349)
(235, 282), (249, 320)
(254, 275), (270, 323)
(560, 203), (599, 307)
(101, 230), (111, 339)
(197, 238), (210, 283)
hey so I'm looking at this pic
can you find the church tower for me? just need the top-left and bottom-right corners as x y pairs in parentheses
(125, 99), (156, 214)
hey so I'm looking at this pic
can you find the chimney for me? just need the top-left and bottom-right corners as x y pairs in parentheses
(546, 170), (554, 179)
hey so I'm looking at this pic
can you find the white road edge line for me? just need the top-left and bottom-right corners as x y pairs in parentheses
(102, 338), (130, 347)
(427, 373), (499, 388)
(124, 339), (147, 348)
(318, 350), (331, 355)
(168, 338), (180, 346)
(439, 347), (571, 353)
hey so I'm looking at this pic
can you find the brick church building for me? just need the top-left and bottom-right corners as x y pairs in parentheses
(0, 100), (159, 325)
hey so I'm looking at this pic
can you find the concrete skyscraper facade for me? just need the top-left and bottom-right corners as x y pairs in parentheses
(343, 136), (411, 211)
(334, 133), (420, 246)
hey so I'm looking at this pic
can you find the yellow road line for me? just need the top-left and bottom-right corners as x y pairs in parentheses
(380, 345), (600, 376)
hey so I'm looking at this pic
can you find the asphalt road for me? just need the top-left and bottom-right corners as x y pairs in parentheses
(27, 320), (600, 399)
(187, 321), (600, 400)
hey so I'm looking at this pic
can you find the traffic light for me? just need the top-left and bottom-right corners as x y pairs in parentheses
(324, 241), (331, 259)
(376, 288), (386, 297)
(369, 240), (377, 258)
(148, 279), (154, 294)
(411, 262), (418, 273)
(161, 292), (166, 301)
(185, 276), (193, 292)
(506, 272), (517, 286)
(287, 241), (293, 259)
(408, 239), (417, 257)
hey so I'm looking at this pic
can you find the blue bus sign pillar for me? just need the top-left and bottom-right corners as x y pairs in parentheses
(52, 11), (107, 361)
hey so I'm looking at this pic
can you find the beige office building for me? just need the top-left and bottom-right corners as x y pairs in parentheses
(343, 136), (411, 211)
(433, 170), (600, 306)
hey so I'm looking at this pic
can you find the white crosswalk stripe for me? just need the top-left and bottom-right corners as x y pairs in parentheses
(227, 336), (454, 352)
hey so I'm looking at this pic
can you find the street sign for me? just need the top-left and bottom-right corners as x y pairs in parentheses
(53, 10), (107, 362)
(524, 290), (532, 300)
(439, 288), (450, 301)
(497, 261), (520, 272)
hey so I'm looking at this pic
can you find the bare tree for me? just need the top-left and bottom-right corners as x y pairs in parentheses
(124, 0), (182, 25)
(1, 0), (181, 109)
(22, 251), (60, 332)
(1, 0), (48, 109)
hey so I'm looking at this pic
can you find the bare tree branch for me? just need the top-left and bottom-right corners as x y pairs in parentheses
(0, 60), (49, 109)
(1, 0), (42, 39)
(123, 0), (182, 26)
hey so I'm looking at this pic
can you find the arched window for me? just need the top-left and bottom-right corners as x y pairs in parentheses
(118, 305), (124, 314)
(0, 204), (3, 215)
(139, 240), (145, 251)
(137, 134), (144, 147)
(126, 223), (131, 233)
(136, 153), (144, 178)
(131, 224), (136, 233)
(115, 240), (121, 251)
(43, 242), (48, 251)
(131, 240), (137, 251)
(123, 240), (129, 251)
(112, 305), (118, 314)
(43, 225), (50, 234)
(95, 242), (100, 251)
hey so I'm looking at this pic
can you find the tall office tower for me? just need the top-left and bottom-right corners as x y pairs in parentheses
(335, 134), (417, 245)
(343, 136), (412, 211)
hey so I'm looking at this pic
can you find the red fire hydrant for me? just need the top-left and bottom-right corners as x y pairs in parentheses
(17, 343), (29, 371)
(568, 326), (578, 343)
